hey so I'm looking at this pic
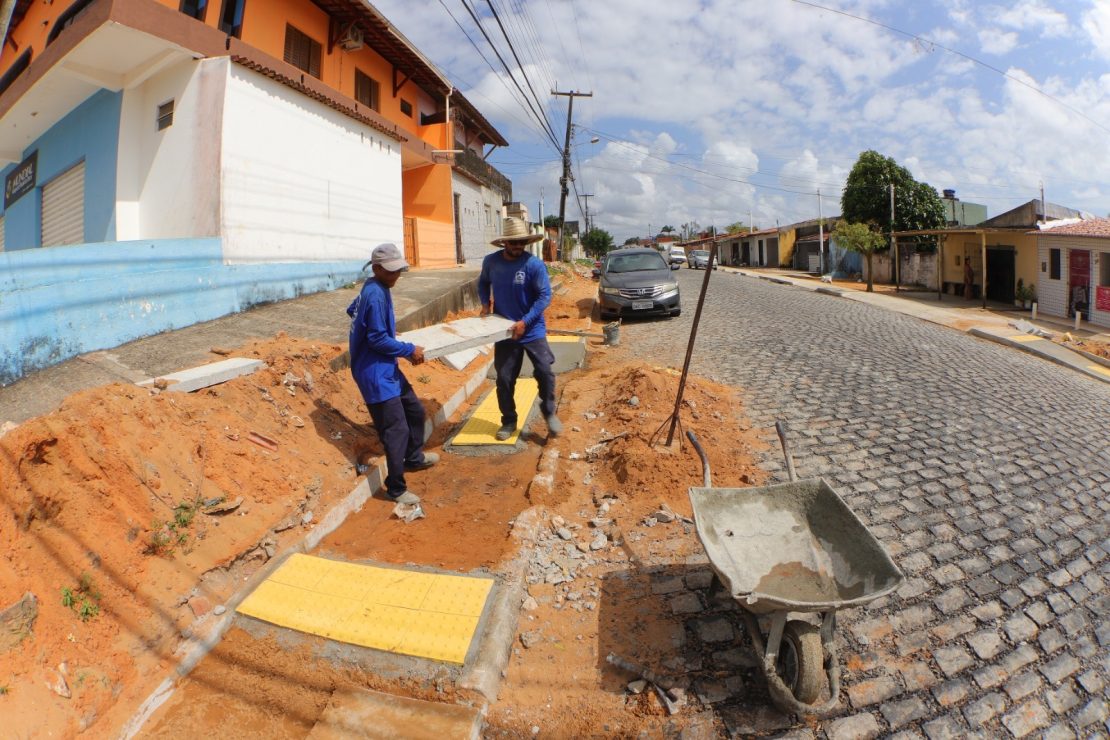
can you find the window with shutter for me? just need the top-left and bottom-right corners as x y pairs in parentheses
(42, 162), (85, 248)
(284, 25), (322, 79)
(355, 70), (380, 112)
(218, 0), (245, 38)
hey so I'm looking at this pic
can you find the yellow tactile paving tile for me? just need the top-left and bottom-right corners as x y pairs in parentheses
(451, 378), (538, 445)
(236, 554), (494, 665)
(1089, 364), (1110, 377)
(1008, 335), (1043, 343)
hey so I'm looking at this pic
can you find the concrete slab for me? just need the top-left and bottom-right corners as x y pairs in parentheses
(969, 327), (1110, 384)
(307, 687), (482, 740)
(137, 358), (266, 393)
(485, 336), (586, 379)
(399, 316), (514, 360)
(441, 345), (488, 372)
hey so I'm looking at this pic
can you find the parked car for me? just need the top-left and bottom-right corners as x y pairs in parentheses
(668, 246), (687, 266)
(688, 249), (717, 270)
(597, 248), (681, 320)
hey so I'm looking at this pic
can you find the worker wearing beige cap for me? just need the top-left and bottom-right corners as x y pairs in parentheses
(347, 243), (437, 504)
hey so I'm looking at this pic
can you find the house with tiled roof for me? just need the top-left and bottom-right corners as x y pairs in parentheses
(0, 0), (511, 383)
(1032, 217), (1110, 329)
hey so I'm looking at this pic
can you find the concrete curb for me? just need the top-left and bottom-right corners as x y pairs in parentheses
(457, 507), (543, 704)
(815, 286), (845, 297)
(968, 329), (1110, 385)
(120, 355), (495, 739)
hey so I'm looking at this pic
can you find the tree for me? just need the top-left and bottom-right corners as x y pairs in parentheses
(543, 215), (562, 229)
(660, 225), (676, 234)
(841, 150), (944, 253)
(582, 228), (614, 258)
(725, 221), (748, 234)
(623, 236), (639, 246)
(832, 221), (886, 292)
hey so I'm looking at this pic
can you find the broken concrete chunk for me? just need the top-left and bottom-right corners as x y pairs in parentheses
(520, 630), (541, 649)
(653, 509), (675, 523)
(627, 680), (647, 694)
(48, 670), (71, 699)
(0, 592), (38, 652)
(521, 596), (539, 611)
(590, 534), (608, 551)
(556, 527), (574, 541)
(391, 503), (424, 523)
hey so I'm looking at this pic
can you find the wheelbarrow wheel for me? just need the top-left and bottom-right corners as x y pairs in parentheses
(775, 621), (823, 704)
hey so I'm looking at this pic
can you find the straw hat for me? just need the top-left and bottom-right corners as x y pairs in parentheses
(492, 216), (543, 247)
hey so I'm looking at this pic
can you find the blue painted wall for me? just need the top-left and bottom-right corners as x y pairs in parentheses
(0, 89), (121, 250)
(0, 238), (363, 385)
(829, 237), (863, 277)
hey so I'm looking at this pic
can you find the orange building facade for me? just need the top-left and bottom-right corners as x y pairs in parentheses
(0, 0), (509, 267)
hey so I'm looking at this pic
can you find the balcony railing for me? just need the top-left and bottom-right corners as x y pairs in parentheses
(454, 146), (511, 198)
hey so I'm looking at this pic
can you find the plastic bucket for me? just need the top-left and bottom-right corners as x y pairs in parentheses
(603, 321), (620, 346)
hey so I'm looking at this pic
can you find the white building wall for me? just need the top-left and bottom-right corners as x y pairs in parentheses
(116, 57), (225, 241)
(452, 170), (504, 265)
(1036, 242), (1068, 319)
(221, 64), (402, 264)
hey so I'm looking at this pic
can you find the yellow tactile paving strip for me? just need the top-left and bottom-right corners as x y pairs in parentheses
(1008, 335), (1043, 343)
(236, 554), (494, 664)
(450, 336), (580, 446)
(452, 378), (538, 445)
(1089, 364), (1110, 377)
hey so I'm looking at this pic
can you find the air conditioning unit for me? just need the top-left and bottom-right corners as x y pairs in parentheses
(338, 26), (363, 51)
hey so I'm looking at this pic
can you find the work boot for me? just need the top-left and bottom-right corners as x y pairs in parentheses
(406, 452), (439, 471)
(495, 423), (516, 441)
(545, 414), (563, 437)
(390, 490), (420, 504)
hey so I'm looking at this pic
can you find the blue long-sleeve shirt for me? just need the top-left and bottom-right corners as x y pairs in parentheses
(478, 251), (551, 344)
(347, 278), (415, 404)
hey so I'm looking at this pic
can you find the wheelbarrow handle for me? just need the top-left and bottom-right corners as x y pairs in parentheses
(774, 421), (797, 483)
(686, 431), (711, 488)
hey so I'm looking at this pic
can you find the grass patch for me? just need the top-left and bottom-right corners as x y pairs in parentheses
(146, 499), (200, 556)
(61, 572), (102, 622)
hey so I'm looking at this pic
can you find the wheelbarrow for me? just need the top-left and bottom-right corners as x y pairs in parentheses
(686, 422), (903, 714)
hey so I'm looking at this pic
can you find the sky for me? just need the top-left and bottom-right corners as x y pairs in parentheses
(373, 0), (1110, 243)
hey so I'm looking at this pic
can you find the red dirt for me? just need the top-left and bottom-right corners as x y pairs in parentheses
(1, 266), (761, 737)
(1060, 336), (1110, 360)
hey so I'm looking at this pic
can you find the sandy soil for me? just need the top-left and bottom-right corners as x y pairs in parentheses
(0, 331), (492, 737)
(2, 265), (762, 737)
(1059, 335), (1110, 360)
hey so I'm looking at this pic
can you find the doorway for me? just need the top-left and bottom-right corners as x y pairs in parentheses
(986, 247), (1015, 304)
(1068, 249), (1090, 317)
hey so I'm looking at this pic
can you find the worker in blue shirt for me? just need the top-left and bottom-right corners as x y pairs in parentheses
(347, 243), (437, 504)
(478, 217), (562, 441)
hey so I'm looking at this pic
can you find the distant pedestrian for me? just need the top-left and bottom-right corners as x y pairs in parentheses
(963, 257), (974, 301)
(347, 243), (437, 504)
(479, 217), (562, 441)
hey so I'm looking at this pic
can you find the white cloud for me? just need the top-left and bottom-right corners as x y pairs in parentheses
(978, 28), (1019, 55)
(1083, 1), (1110, 61)
(993, 0), (1070, 37)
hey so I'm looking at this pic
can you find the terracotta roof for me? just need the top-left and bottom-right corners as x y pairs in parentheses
(232, 56), (404, 141)
(1033, 218), (1110, 238)
(311, 0), (508, 147)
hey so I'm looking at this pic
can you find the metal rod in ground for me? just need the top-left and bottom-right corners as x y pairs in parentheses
(664, 243), (716, 446)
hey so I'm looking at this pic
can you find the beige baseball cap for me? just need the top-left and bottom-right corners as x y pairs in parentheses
(371, 243), (409, 272)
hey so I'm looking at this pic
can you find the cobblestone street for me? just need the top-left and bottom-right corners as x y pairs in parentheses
(614, 270), (1110, 738)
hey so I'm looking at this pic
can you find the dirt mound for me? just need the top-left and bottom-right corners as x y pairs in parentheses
(551, 362), (764, 517)
(0, 333), (475, 737)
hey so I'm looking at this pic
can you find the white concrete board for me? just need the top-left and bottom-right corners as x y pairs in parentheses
(399, 315), (514, 360)
(138, 358), (266, 393)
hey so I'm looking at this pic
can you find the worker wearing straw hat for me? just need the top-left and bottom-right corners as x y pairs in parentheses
(478, 217), (562, 441)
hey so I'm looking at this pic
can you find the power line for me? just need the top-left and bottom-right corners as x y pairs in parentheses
(458, 0), (562, 152)
(481, 0), (562, 148)
(790, 0), (1110, 136)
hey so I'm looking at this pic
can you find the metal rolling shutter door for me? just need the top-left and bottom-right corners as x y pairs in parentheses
(0, 214), (5, 251)
(41, 161), (85, 247)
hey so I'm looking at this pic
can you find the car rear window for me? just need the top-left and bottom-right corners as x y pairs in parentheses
(607, 253), (668, 272)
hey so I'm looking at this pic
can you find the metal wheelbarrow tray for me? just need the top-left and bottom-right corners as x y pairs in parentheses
(687, 424), (903, 715)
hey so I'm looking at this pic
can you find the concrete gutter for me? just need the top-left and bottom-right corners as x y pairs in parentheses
(968, 327), (1110, 385)
(729, 268), (1110, 385)
(120, 355), (496, 739)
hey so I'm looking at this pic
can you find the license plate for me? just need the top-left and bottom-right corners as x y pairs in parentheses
(632, 300), (653, 310)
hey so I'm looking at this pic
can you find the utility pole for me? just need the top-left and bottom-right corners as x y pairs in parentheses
(553, 89), (592, 261)
(581, 193), (594, 234)
(890, 183), (898, 291)
(817, 189), (824, 276)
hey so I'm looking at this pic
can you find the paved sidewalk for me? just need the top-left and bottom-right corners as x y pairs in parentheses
(727, 268), (1110, 385)
(0, 267), (480, 425)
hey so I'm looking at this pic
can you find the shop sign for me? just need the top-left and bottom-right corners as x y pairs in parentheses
(4, 151), (36, 208)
